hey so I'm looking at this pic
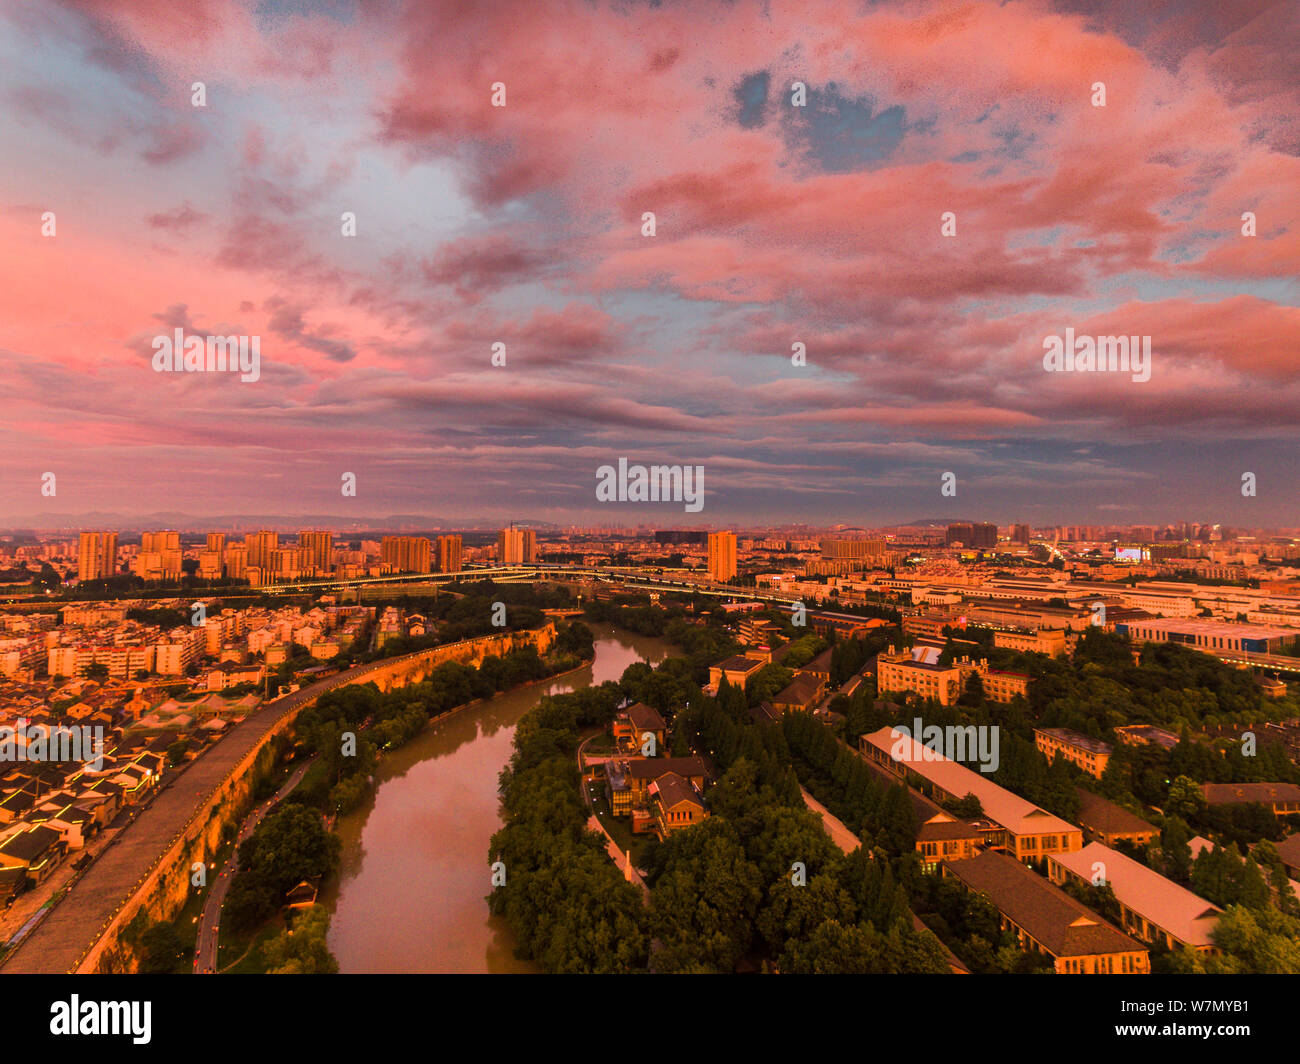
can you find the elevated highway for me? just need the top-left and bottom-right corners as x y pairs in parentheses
(1207, 647), (1300, 675)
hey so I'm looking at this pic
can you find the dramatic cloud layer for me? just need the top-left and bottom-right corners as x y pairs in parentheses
(0, 0), (1296, 526)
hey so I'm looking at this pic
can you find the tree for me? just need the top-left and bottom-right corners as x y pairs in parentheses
(137, 922), (190, 973)
(1238, 856), (1272, 911)
(778, 919), (887, 973)
(328, 772), (370, 814)
(1166, 775), (1207, 820)
(746, 664), (794, 706)
(1159, 816), (1193, 884)
(649, 818), (763, 973)
(224, 873), (278, 932)
(958, 671), (984, 707)
(757, 874), (856, 958)
(877, 782), (918, 856)
(554, 620), (595, 660)
(238, 805), (341, 898)
(1253, 840), (1300, 916)
(1191, 843), (1247, 907)
(1208, 905), (1300, 973)
(262, 907), (338, 974)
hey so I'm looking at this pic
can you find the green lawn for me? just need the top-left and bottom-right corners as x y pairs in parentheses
(589, 791), (650, 867)
(583, 734), (617, 756)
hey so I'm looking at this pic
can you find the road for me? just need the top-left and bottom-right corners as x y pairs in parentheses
(799, 787), (861, 854)
(192, 756), (316, 974)
(255, 562), (808, 607)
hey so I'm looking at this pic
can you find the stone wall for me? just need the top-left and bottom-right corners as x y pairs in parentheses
(80, 623), (556, 972)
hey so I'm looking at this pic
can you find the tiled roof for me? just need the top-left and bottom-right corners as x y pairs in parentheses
(1050, 843), (1220, 948)
(0, 824), (61, 861)
(650, 771), (704, 811)
(801, 649), (835, 674)
(715, 655), (763, 672)
(626, 756), (708, 781)
(1201, 782), (1300, 805)
(625, 702), (666, 732)
(772, 674), (823, 707)
(945, 850), (1142, 959)
(1275, 834), (1300, 869)
(1074, 788), (1156, 836)
(862, 727), (1078, 839)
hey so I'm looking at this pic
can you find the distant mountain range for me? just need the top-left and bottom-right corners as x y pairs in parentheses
(0, 513), (562, 534)
(0, 511), (993, 535)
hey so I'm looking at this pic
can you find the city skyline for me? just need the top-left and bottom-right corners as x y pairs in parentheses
(3, 513), (1297, 537)
(2, 1), (1297, 527)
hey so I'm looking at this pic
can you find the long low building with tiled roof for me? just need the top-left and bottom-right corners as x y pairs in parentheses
(1200, 782), (1300, 816)
(1048, 842), (1221, 953)
(1073, 788), (1158, 847)
(860, 726), (1082, 862)
(943, 850), (1149, 974)
(1276, 833), (1300, 880)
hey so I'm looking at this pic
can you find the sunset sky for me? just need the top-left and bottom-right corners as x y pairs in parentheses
(1, 0), (1297, 527)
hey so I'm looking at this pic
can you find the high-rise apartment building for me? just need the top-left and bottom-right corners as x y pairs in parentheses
(946, 522), (997, 549)
(138, 531), (182, 579)
(245, 530), (279, 570)
(267, 547), (302, 579)
(654, 530), (708, 546)
(199, 532), (227, 579)
(820, 537), (886, 562)
(141, 530), (180, 553)
(299, 530), (333, 574)
(1011, 524), (1032, 545)
(77, 531), (118, 581)
(708, 531), (738, 581)
(497, 528), (537, 565)
(224, 544), (249, 579)
(102, 531), (118, 579)
(381, 536), (432, 573)
(437, 534), (463, 573)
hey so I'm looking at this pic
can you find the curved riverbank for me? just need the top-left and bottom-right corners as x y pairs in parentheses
(322, 624), (676, 973)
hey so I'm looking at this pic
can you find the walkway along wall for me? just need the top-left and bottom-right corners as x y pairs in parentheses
(2, 624), (555, 974)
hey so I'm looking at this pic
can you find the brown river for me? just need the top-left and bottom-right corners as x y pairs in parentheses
(323, 624), (674, 973)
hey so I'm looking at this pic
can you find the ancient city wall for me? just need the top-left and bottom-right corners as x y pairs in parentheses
(79, 624), (555, 973)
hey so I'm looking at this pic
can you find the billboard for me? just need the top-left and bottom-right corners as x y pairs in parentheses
(1115, 547), (1145, 562)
